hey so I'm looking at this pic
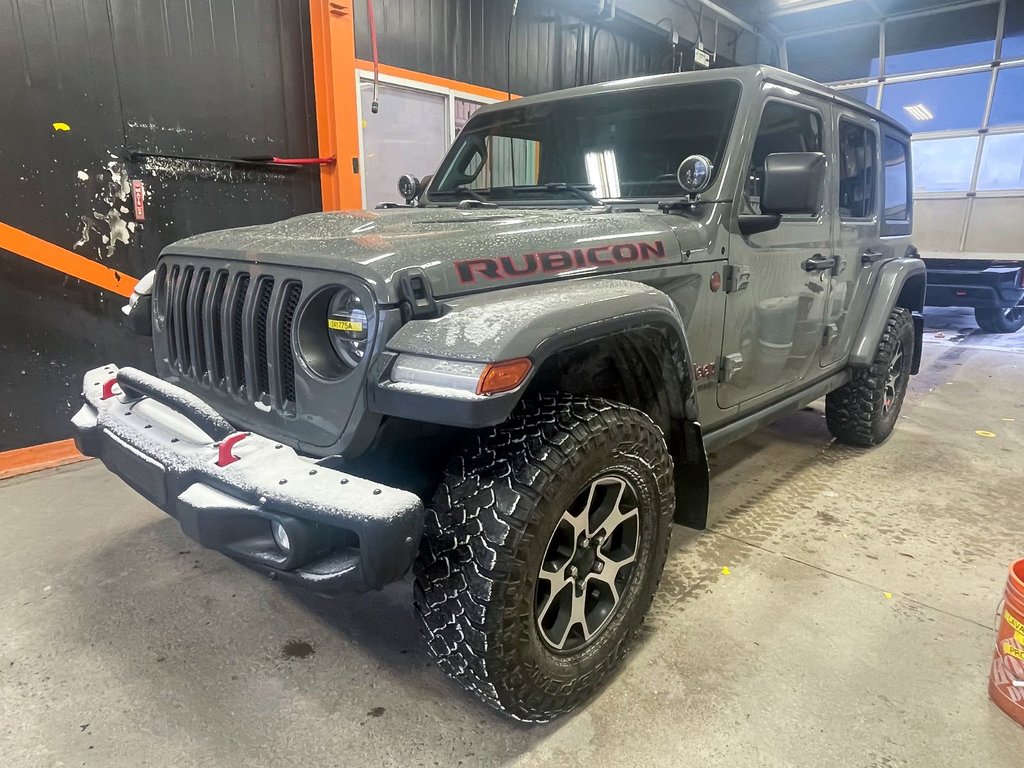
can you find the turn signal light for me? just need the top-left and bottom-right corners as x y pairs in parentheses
(477, 358), (532, 395)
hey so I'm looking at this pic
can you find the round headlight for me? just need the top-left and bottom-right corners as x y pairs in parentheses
(327, 289), (369, 368)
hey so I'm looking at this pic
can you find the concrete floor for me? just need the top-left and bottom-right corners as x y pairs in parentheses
(3, 307), (1023, 767)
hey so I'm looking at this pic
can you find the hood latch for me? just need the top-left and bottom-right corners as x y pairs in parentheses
(397, 268), (439, 321)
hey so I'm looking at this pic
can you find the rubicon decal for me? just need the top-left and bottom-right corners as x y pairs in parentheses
(455, 240), (668, 284)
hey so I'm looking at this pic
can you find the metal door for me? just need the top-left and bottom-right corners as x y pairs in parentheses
(359, 82), (448, 208)
(821, 108), (884, 367)
(718, 97), (833, 409)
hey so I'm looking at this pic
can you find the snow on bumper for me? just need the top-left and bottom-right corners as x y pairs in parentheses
(72, 364), (424, 592)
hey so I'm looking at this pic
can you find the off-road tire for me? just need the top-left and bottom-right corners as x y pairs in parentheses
(413, 394), (674, 722)
(975, 305), (1024, 334)
(826, 307), (914, 447)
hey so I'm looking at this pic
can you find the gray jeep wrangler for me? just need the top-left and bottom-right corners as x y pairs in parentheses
(74, 65), (925, 721)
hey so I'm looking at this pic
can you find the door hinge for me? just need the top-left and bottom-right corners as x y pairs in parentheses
(725, 264), (751, 293)
(719, 353), (743, 383)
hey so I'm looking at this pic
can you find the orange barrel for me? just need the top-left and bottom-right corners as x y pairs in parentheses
(989, 558), (1024, 726)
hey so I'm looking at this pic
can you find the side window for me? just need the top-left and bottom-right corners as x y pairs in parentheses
(745, 101), (823, 215)
(882, 135), (912, 235)
(838, 120), (877, 219)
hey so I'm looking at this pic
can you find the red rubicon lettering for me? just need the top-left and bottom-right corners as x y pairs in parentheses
(499, 253), (539, 276)
(454, 239), (668, 284)
(539, 250), (573, 272)
(587, 245), (614, 265)
(456, 258), (502, 283)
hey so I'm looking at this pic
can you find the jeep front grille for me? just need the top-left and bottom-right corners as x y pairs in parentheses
(158, 263), (301, 411)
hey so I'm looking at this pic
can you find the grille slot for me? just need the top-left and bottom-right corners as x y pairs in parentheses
(208, 271), (228, 386)
(161, 263), (301, 414)
(231, 274), (250, 394)
(253, 277), (274, 399)
(279, 282), (302, 405)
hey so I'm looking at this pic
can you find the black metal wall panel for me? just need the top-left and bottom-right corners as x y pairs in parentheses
(0, 0), (320, 452)
(353, 0), (674, 96)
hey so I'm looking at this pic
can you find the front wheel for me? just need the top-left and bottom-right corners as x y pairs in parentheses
(413, 395), (674, 721)
(826, 307), (915, 447)
(975, 305), (1024, 334)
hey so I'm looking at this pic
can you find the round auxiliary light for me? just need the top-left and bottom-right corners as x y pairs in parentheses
(327, 289), (369, 368)
(271, 521), (291, 554)
(398, 174), (421, 203)
(677, 154), (714, 195)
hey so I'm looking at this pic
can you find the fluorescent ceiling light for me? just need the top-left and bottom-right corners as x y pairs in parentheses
(903, 104), (934, 121)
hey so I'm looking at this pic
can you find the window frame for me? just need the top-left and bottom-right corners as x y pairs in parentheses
(881, 130), (913, 237)
(741, 96), (828, 223)
(836, 115), (880, 223)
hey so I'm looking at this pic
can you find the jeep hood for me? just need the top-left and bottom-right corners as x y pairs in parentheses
(163, 207), (713, 303)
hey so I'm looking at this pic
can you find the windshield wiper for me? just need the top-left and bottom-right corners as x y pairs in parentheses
(454, 185), (494, 203)
(539, 182), (604, 206)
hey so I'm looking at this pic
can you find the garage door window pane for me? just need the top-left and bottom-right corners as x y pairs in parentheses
(989, 68), (1024, 127)
(1003, 3), (1024, 60)
(912, 136), (978, 192)
(881, 72), (990, 132)
(977, 133), (1024, 191)
(787, 26), (879, 83)
(884, 5), (998, 74)
(836, 86), (879, 108)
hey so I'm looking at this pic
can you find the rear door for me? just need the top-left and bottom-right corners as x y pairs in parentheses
(719, 96), (832, 409)
(821, 109), (883, 366)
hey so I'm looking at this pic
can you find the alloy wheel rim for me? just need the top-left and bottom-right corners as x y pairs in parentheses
(1005, 306), (1023, 323)
(535, 474), (642, 652)
(883, 339), (904, 415)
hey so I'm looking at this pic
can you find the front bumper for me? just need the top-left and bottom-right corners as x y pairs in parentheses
(72, 365), (424, 593)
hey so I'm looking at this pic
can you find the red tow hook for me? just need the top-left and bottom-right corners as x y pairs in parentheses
(216, 433), (250, 467)
(101, 377), (119, 400)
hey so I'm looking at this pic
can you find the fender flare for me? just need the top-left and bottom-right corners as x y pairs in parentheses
(849, 257), (927, 373)
(370, 278), (711, 529)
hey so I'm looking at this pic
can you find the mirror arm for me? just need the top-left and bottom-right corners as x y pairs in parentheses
(737, 214), (782, 236)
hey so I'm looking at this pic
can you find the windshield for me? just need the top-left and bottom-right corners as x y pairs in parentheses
(430, 80), (742, 204)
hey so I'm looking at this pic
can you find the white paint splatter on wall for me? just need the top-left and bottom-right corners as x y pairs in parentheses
(72, 159), (141, 259)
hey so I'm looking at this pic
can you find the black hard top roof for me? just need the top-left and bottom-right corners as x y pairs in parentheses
(473, 64), (911, 138)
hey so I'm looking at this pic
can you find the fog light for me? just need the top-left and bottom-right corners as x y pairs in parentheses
(271, 521), (291, 553)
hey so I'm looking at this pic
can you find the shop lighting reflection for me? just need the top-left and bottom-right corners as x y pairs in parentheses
(584, 149), (621, 199)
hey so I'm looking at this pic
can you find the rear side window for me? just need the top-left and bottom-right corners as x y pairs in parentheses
(838, 120), (877, 219)
(882, 135), (912, 236)
(744, 101), (823, 215)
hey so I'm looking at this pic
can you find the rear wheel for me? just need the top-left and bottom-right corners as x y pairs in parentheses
(826, 308), (914, 447)
(413, 395), (674, 721)
(975, 305), (1024, 334)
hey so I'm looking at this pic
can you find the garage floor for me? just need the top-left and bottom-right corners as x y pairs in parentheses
(3, 307), (1023, 768)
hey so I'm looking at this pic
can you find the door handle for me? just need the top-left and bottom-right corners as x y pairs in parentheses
(861, 249), (885, 264)
(803, 253), (836, 272)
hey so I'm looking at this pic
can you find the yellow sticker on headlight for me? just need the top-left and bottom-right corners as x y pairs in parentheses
(328, 318), (364, 332)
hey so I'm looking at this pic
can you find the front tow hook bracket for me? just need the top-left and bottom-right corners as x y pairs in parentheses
(216, 433), (250, 467)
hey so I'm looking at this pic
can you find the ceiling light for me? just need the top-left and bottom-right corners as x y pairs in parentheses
(903, 104), (933, 121)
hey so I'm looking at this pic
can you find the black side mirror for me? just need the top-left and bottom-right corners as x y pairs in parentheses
(761, 152), (826, 215)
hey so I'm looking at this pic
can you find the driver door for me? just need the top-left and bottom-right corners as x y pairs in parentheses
(718, 96), (833, 409)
